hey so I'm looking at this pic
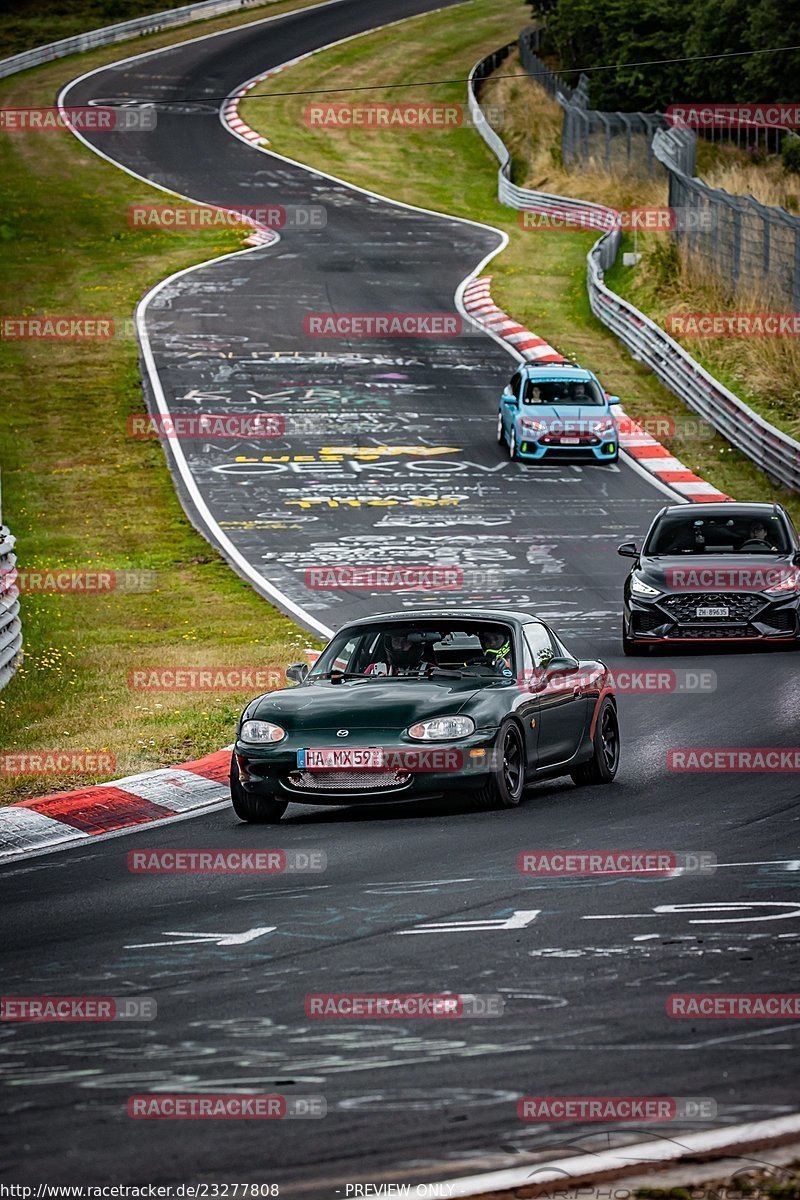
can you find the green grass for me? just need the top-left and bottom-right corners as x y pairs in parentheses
(240, 0), (800, 527)
(0, 0), (299, 59)
(0, 0), (328, 805)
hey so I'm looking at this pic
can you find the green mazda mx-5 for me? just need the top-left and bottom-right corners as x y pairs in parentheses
(231, 609), (620, 822)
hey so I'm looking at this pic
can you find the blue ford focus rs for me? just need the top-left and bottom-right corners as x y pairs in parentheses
(497, 364), (621, 463)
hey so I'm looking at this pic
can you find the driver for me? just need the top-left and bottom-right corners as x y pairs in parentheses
(746, 520), (774, 547)
(365, 632), (424, 676)
(479, 629), (513, 673)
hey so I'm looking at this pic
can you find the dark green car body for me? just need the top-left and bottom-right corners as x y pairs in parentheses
(232, 610), (618, 819)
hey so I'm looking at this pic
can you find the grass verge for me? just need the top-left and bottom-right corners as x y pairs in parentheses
(239, 1), (800, 523)
(3, 0), (204, 59)
(0, 0), (329, 806)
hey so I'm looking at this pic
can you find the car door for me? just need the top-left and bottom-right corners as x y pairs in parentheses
(513, 627), (540, 770)
(501, 370), (522, 439)
(524, 623), (588, 766)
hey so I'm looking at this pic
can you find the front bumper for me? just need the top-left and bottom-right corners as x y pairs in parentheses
(517, 433), (617, 461)
(625, 591), (800, 643)
(235, 730), (499, 804)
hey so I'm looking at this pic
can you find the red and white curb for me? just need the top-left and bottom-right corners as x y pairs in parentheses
(442, 1112), (800, 1198)
(616, 405), (730, 502)
(0, 748), (231, 861)
(221, 53), (308, 151)
(462, 276), (730, 504)
(463, 276), (566, 364)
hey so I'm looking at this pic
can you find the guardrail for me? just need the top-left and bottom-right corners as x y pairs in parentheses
(0, 0), (269, 79)
(467, 47), (800, 495)
(0, 525), (22, 692)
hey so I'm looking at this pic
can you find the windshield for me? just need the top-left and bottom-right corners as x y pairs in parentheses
(309, 621), (516, 680)
(522, 378), (605, 406)
(645, 511), (790, 555)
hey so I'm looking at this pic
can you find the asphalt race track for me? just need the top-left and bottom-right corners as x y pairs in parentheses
(1, 0), (799, 1191)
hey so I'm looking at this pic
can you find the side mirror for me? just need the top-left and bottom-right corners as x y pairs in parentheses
(502, 391), (518, 406)
(617, 542), (638, 559)
(608, 395), (622, 405)
(285, 662), (309, 684)
(546, 655), (579, 672)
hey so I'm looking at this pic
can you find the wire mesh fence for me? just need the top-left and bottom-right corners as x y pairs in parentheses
(517, 28), (668, 177)
(517, 27), (800, 307)
(653, 128), (800, 307)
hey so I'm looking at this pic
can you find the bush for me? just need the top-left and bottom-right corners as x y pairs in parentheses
(781, 135), (800, 176)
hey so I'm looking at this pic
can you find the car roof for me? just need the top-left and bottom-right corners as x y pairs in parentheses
(335, 609), (543, 630)
(659, 502), (783, 516)
(520, 363), (592, 380)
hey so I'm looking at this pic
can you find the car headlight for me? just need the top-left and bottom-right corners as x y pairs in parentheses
(593, 419), (615, 434)
(520, 418), (546, 434)
(764, 571), (800, 595)
(630, 574), (660, 597)
(407, 715), (475, 741)
(240, 719), (286, 743)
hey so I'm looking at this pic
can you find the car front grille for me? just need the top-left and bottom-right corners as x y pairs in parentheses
(761, 609), (796, 633)
(286, 770), (412, 792)
(632, 609), (666, 633)
(660, 592), (765, 623)
(668, 625), (759, 640)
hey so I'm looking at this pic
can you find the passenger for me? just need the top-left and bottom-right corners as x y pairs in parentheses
(479, 629), (513, 673)
(365, 633), (424, 676)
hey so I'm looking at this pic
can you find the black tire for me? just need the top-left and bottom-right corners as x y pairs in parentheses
(230, 753), (288, 823)
(570, 698), (620, 786)
(496, 410), (505, 446)
(474, 721), (526, 809)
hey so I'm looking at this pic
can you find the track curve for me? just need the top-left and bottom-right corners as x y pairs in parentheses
(1, 0), (798, 1191)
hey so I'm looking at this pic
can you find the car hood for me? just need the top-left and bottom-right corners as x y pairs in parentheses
(249, 676), (483, 731)
(517, 405), (612, 426)
(638, 554), (797, 592)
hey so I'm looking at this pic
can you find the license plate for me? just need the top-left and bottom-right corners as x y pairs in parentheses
(696, 606), (729, 618)
(560, 437), (581, 444)
(298, 747), (384, 770)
